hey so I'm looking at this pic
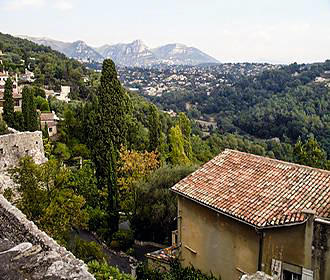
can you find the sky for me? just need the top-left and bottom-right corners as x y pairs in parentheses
(1, 0), (330, 64)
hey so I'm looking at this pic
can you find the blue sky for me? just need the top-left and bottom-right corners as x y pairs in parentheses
(1, 0), (330, 63)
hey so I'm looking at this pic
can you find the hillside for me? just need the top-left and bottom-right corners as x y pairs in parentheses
(0, 32), (92, 98)
(149, 61), (330, 153)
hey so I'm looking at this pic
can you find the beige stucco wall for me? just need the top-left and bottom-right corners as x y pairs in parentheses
(178, 196), (260, 280)
(262, 224), (307, 274)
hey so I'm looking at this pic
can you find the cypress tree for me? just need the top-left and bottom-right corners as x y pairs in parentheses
(88, 59), (130, 241)
(148, 104), (161, 152)
(22, 86), (38, 131)
(3, 78), (15, 127)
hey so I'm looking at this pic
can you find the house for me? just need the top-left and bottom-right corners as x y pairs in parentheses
(0, 71), (22, 113)
(40, 111), (59, 137)
(54, 85), (71, 103)
(171, 149), (330, 280)
(20, 68), (35, 83)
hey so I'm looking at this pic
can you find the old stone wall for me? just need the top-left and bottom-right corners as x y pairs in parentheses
(0, 194), (95, 279)
(0, 130), (47, 170)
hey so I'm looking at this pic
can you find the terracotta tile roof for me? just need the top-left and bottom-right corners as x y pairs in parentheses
(40, 112), (55, 122)
(171, 149), (330, 228)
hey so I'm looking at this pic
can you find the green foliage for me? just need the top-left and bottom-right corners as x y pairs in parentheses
(0, 114), (8, 135)
(132, 165), (197, 243)
(168, 125), (190, 165)
(10, 157), (88, 244)
(88, 59), (131, 242)
(22, 86), (39, 131)
(148, 104), (161, 152)
(35, 95), (50, 112)
(293, 137), (329, 169)
(136, 260), (219, 280)
(3, 78), (15, 127)
(88, 260), (134, 280)
(69, 237), (107, 263)
(112, 229), (134, 251)
(0, 32), (92, 97)
(53, 142), (71, 161)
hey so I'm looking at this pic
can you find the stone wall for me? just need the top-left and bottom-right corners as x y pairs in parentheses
(0, 194), (95, 279)
(0, 130), (47, 170)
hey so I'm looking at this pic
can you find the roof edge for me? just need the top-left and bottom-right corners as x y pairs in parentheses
(172, 189), (308, 230)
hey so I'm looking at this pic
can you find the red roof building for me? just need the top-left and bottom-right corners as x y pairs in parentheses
(171, 150), (330, 280)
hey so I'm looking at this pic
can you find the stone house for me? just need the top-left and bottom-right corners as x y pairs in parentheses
(40, 111), (59, 137)
(171, 149), (330, 280)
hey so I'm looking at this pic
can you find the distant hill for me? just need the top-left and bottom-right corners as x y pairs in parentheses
(20, 36), (220, 66)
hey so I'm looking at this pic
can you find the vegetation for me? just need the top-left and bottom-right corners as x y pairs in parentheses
(3, 78), (15, 127)
(136, 260), (218, 280)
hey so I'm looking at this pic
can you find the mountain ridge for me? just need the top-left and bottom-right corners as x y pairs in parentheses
(20, 35), (220, 66)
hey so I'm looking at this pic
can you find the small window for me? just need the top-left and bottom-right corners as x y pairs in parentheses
(49, 127), (53, 132)
(283, 270), (301, 280)
(0, 148), (3, 155)
(282, 263), (302, 280)
(36, 141), (38, 144)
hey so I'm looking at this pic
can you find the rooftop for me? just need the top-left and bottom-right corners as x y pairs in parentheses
(171, 149), (330, 228)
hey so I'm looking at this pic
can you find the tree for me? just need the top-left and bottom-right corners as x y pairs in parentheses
(132, 165), (197, 243)
(22, 86), (39, 131)
(148, 104), (161, 152)
(10, 157), (88, 244)
(168, 125), (190, 165)
(0, 114), (8, 135)
(117, 147), (159, 218)
(88, 59), (130, 242)
(293, 137), (328, 169)
(3, 78), (15, 127)
(177, 112), (193, 160)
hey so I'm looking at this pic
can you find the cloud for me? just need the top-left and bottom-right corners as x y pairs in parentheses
(54, 0), (73, 11)
(4, 0), (45, 10)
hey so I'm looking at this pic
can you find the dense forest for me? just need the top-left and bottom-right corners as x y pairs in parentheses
(149, 60), (330, 154)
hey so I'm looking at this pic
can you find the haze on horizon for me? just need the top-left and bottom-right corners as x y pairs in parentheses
(1, 0), (330, 64)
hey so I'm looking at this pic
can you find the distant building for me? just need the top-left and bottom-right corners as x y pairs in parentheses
(20, 69), (35, 83)
(0, 71), (22, 114)
(54, 86), (71, 103)
(40, 111), (59, 137)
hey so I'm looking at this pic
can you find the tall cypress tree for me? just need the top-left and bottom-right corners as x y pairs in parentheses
(3, 78), (15, 127)
(88, 59), (130, 241)
(148, 104), (161, 152)
(22, 86), (38, 131)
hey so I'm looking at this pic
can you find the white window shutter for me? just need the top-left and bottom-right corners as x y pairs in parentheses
(271, 259), (282, 278)
(302, 268), (313, 280)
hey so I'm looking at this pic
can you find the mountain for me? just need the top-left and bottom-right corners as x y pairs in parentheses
(152, 43), (219, 66)
(98, 40), (220, 66)
(19, 36), (104, 63)
(20, 36), (220, 66)
(96, 40), (156, 67)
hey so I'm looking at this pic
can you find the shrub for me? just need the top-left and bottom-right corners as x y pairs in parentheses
(112, 229), (134, 251)
(88, 260), (134, 280)
(69, 237), (106, 263)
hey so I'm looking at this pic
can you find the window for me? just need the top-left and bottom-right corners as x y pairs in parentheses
(282, 263), (302, 280)
(283, 270), (301, 280)
(49, 127), (53, 132)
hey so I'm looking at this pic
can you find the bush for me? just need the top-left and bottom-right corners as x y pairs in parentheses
(112, 229), (134, 251)
(69, 237), (107, 263)
(136, 260), (219, 280)
(88, 260), (134, 280)
(132, 165), (197, 243)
